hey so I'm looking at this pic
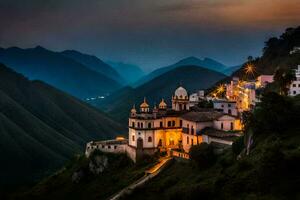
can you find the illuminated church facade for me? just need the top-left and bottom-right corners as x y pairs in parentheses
(86, 86), (242, 162)
(126, 86), (241, 161)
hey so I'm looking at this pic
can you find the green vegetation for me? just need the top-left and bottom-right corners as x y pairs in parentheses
(12, 151), (152, 200)
(123, 93), (300, 200)
(0, 64), (126, 188)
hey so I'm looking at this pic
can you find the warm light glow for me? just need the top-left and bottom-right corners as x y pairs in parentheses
(217, 84), (225, 94)
(244, 63), (255, 76)
(116, 136), (125, 141)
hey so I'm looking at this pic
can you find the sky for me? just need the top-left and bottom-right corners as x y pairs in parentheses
(0, 0), (299, 72)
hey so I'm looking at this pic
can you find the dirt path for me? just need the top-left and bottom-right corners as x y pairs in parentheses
(109, 157), (172, 200)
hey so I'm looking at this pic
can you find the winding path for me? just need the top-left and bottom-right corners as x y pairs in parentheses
(109, 156), (173, 200)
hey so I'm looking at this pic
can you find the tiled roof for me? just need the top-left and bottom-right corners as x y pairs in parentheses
(181, 111), (223, 122)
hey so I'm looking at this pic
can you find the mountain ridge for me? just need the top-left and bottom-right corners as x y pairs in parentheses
(0, 46), (121, 99)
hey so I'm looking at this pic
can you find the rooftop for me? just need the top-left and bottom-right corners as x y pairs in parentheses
(181, 111), (223, 122)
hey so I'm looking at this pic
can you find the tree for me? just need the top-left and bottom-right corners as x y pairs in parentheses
(274, 67), (296, 95)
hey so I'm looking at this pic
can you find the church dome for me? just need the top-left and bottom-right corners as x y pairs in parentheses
(159, 98), (167, 109)
(174, 86), (188, 99)
(140, 97), (149, 108)
(131, 104), (137, 113)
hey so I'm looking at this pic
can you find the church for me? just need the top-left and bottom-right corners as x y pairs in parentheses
(86, 86), (242, 162)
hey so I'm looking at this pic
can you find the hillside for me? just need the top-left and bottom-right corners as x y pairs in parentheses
(134, 57), (227, 87)
(17, 93), (300, 200)
(123, 93), (300, 200)
(0, 64), (126, 188)
(0, 46), (121, 99)
(60, 50), (125, 84)
(107, 61), (145, 85)
(96, 65), (226, 124)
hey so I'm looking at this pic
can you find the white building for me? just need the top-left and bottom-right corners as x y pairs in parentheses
(289, 65), (300, 96)
(212, 100), (238, 116)
(189, 90), (205, 107)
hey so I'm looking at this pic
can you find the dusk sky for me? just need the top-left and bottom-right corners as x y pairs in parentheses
(0, 0), (299, 71)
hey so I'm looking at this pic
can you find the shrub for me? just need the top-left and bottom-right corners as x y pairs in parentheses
(189, 143), (215, 168)
(232, 136), (245, 156)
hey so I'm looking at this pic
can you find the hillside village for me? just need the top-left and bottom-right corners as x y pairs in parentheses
(85, 64), (300, 163)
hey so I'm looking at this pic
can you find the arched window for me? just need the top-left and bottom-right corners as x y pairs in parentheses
(191, 139), (194, 145)
(132, 135), (135, 141)
(180, 120), (182, 127)
(148, 122), (151, 128)
(187, 124), (190, 134)
(141, 123), (143, 128)
(160, 121), (163, 127)
(137, 122), (140, 128)
(221, 122), (224, 130)
(148, 136), (152, 142)
(228, 109), (232, 115)
(191, 126), (194, 135)
(230, 122), (234, 130)
(132, 122), (135, 128)
(172, 121), (175, 127)
(187, 136), (189, 144)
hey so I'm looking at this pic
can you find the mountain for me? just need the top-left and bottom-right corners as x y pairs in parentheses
(134, 57), (227, 87)
(0, 63), (125, 187)
(0, 46), (121, 99)
(222, 65), (242, 75)
(96, 65), (226, 124)
(60, 50), (125, 84)
(107, 61), (145, 85)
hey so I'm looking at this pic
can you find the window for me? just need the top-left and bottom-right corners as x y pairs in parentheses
(191, 126), (194, 135)
(293, 91), (296, 94)
(148, 136), (152, 142)
(114, 146), (117, 149)
(187, 136), (189, 144)
(172, 120), (175, 127)
(108, 145), (111, 149)
(191, 139), (194, 145)
(298, 84), (300, 87)
(138, 122), (140, 128)
(102, 145), (105, 148)
(180, 120), (183, 127)
(228, 104), (232, 107)
(230, 122), (234, 130)
(132, 135), (135, 141)
(141, 123), (143, 128)
(293, 84), (296, 87)
(168, 121), (171, 127)
(138, 132), (141, 135)
(221, 104), (224, 108)
(221, 122), (224, 130)
(132, 122), (135, 128)
(187, 124), (190, 134)
(160, 121), (163, 127)
(228, 109), (232, 115)
(148, 122), (151, 128)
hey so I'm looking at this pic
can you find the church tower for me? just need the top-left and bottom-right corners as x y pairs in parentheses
(140, 97), (150, 113)
(172, 86), (189, 111)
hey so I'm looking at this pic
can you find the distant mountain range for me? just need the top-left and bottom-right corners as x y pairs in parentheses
(0, 46), (121, 99)
(61, 50), (125, 83)
(96, 65), (227, 124)
(134, 56), (237, 87)
(107, 61), (145, 85)
(0, 63), (125, 186)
